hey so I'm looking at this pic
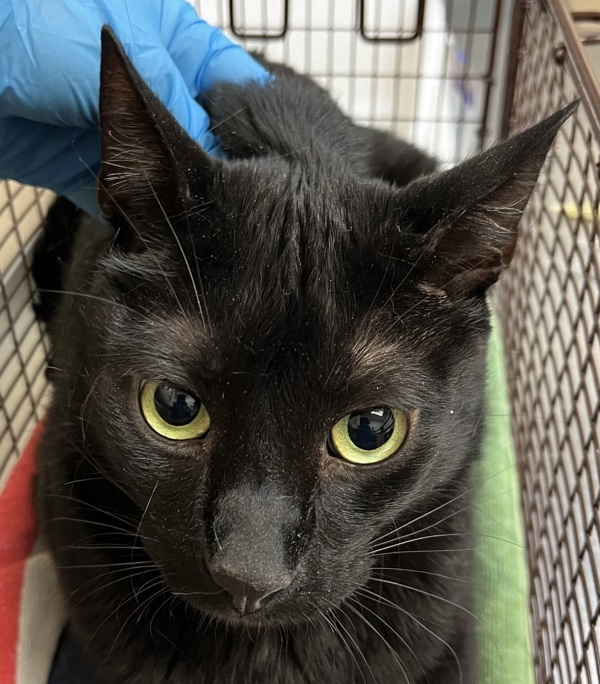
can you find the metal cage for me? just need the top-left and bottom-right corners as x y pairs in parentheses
(496, 2), (600, 682)
(0, 1), (598, 682)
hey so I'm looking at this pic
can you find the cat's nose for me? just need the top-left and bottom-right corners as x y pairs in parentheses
(209, 563), (292, 614)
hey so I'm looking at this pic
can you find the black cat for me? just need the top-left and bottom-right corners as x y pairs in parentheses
(34, 27), (574, 684)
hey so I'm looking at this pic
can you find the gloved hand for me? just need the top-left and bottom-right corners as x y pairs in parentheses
(0, 0), (267, 216)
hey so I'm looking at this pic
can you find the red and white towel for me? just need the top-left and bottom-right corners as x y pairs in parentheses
(0, 423), (65, 684)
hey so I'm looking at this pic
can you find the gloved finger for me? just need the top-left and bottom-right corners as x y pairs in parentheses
(0, 0), (249, 143)
(0, 115), (99, 218)
(0, 117), (99, 193)
(65, 185), (103, 221)
(154, 2), (269, 95)
(1, 0), (113, 127)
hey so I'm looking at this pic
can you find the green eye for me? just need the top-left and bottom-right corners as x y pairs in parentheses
(329, 407), (407, 464)
(140, 381), (210, 440)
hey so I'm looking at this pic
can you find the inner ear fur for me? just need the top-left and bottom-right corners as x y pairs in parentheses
(395, 102), (577, 298)
(98, 26), (214, 235)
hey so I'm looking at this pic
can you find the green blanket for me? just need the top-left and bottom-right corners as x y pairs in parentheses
(475, 318), (534, 683)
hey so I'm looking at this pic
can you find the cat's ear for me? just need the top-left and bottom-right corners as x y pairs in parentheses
(98, 27), (213, 231)
(395, 102), (577, 298)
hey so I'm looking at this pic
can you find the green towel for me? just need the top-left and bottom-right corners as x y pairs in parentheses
(475, 317), (535, 684)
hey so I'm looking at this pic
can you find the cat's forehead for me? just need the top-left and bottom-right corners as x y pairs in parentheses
(214, 160), (376, 237)
(106, 159), (448, 388)
(112, 278), (440, 404)
(187, 162), (403, 298)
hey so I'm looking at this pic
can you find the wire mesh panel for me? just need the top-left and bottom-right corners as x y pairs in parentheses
(496, 2), (600, 682)
(0, 183), (53, 487)
(199, 0), (504, 166)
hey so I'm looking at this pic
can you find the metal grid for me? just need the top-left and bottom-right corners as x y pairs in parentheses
(496, 1), (600, 682)
(0, 182), (53, 487)
(199, 0), (504, 166)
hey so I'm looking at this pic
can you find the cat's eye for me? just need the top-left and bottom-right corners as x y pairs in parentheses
(328, 407), (407, 464)
(139, 381), (210, 440)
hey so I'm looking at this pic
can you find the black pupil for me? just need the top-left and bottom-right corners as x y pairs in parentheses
(154, 385), (200, 426)
(347, 407), (395, 450)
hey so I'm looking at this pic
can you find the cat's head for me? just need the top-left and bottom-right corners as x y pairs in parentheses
(82, 27), (573, 626)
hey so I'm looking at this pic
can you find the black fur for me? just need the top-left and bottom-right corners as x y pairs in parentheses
(35, 27), (575, 684)
(32, 196), (82, 325)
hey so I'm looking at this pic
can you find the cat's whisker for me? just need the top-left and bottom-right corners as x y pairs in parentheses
(380, 249), (428, 314)
(169, 198), (215, 221)
(132, 571), (166, 604)
(148, 592), (177, 642)
(171, 588), (223, 598)
(93, 174), (189, 319)
(154, 624), (195, 665)
(363, 573), (502, 666)
(106, 578), (169, 658)
(371, 566), (471, 584)
(371, 530), (523, 556)
(66, 558), (168, 609)
(369, 481), (532, 561)
(318, 609), (370, 684)
(209, 106), (250, 133)
(272, 145), (312, 159)
(68, 528), (156, 547)
(61, 433), (139, 503)
(347, 594), (425, 684)
(86, 572), (164, 650)
(343, 597), (413, 684)
(63, 476), (106, 486)
(370, 462), (518, 547)
(371, 503), (473, 550)
(36, 288), (127, 309)
(68, 567), (157, 609)
(134, 482), (158, 545)
(64, 531), (130, 546)
(45, 515), (156, 544)
(355, 588), (464, 684)
(129, 482), (159, 597)
(330, 603), (377, 684)
(57, 560), (156, 570)
(146, 180), (208, 327)
(372, 546), (476, 557)
(383, 495), (474, 557)
(44, 515), (132, 534)
(365, 577), (482, 628)
(185, 199), (213, 335)
(79, 370), (105, 442)
(167, 593), (178, 623)
(81, 458), (130, 498)
(470, 409), (485, 438)
(42, 492), (139, 528)
(371, 531), (470, 555)
(64, 543), (148, 551)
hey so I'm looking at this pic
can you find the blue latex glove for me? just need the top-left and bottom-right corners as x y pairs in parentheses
(0, 0), (267, 216)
